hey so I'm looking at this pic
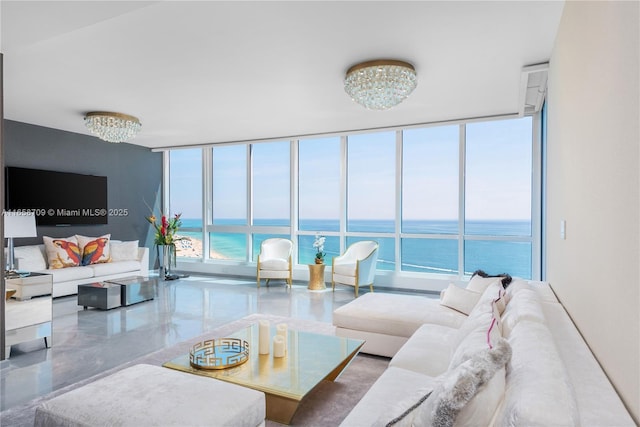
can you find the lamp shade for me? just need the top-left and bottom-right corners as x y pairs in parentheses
(4, 213), (37, 238)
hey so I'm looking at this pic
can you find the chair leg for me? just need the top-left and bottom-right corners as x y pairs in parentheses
(257, 272), (260, 288)
(354, 284), (359, 298)
(266, 279), (270, 287)
(369, 284), (374, 293)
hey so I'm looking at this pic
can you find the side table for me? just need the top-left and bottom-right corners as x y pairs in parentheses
(78, 282), (121, 310)
(307, 264), (326, 290)
(7, 272), (53, 300)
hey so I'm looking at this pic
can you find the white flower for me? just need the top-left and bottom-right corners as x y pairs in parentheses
(313, 234), (326, 256)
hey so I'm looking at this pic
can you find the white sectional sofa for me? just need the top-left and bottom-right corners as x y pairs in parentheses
(13, 240), (149, 298)
(334, 278), (635, 426)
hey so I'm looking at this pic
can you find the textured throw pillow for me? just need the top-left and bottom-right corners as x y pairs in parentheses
(110, 240), (139, 262)
(413, 338), (512, 427)
(43, 236), (81, 269)
(466, 275), (501, 293)
(76, 234), (111, 266)
(440, 284), (482, 315)
(471, 269), (513, 287)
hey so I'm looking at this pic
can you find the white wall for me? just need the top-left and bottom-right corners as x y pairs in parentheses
(547, 1), (639, 422)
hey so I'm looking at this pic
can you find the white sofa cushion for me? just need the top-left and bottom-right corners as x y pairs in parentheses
(333, 262), (357, 276)
(333, 292), (467, 338)
(496, 320), (579, 426)
(40, 266), (94, 283)
(90, 260), (141, 276)
(339, 366), (437, 427)
(110, 240), (140, 261)
(259, 258), (289, 270)
(390, 323), (459, 377)
(440, 284), (481, 315)
(501, 288), (546, 337)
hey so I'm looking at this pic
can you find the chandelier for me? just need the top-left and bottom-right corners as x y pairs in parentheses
(84, 111), (142, 143)
(344, 60), (417, 110)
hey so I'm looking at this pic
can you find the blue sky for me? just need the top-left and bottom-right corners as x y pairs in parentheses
(169, 116), (533, 221)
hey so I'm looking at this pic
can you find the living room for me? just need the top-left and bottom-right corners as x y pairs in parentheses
(0, 1), (638, 426)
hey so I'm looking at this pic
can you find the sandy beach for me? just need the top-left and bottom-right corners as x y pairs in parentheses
(174, 235), (226, 259)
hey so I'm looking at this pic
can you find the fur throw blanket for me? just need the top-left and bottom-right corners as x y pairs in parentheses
(384, 338), (512, 427)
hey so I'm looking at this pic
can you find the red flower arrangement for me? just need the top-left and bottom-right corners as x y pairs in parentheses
(146, 213), (182, 246)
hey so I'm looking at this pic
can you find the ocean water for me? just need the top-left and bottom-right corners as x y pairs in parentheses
(177, 219), (532, 279)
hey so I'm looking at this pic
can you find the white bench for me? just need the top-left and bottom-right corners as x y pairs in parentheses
(34, 364), (266, 427)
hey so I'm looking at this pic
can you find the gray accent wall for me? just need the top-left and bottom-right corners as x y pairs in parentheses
(3, 120), (162, 269)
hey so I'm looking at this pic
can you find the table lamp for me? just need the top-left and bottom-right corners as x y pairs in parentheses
(4, 212), (37, 271)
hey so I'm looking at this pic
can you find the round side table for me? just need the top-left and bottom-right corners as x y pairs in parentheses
(307, 264), (326, 290)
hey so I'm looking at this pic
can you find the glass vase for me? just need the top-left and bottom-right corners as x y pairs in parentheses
(160, 244), (176, 280)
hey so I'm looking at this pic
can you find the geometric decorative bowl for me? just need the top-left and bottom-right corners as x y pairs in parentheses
(189, 338), (250, 370)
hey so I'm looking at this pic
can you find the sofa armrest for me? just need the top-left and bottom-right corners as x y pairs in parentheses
(137, 247), (149, 275)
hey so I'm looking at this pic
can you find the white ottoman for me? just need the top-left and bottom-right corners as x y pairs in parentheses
(34, 364), (265, 427)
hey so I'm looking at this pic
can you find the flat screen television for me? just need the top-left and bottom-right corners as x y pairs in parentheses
(5, 167), (108, 225)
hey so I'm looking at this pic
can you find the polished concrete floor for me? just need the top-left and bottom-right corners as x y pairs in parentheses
(0, 274), (377, 412)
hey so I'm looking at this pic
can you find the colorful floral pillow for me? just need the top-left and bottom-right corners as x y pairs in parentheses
(76, 234), (112, 265)
(43, 236), (81, 269)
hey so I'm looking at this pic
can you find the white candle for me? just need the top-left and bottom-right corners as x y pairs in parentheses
(273, 335), (285, 358)
(258, 320), (270, 355)
(276, 323), (288, 352)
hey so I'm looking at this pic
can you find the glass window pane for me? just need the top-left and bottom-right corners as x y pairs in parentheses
(464, 240), (531, 279)
(401, 238), (458, 274)
(213, 145), (247, 226)
(299, 137), (340, 232)
(346, 236), (394, 271)
(465, 117), (532, 236)
(169, 149), (202, 258)
(402, 126), (459, 234)
(252, 142), (290, 225)
(209, 232), (246, 261)
(298, 235), (339, 266)
(347, 132), (395, 233)
(252, 234), (290, 262)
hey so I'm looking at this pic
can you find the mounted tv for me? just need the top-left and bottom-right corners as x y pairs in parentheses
(5, 167), (108, 225)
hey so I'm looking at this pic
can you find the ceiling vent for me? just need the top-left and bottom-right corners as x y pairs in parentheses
(519, 63), (548, 115)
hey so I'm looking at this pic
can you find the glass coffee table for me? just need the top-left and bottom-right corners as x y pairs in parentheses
(163, 323), (364, 424)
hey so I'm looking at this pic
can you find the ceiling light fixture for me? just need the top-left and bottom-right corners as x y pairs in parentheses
(84, 111), (142, 143)
(344, 59), (417, 110)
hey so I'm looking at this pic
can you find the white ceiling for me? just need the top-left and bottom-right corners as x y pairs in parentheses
(1, 1), (564, 149)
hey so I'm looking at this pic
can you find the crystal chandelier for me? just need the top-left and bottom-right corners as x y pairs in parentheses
(344, 60), (417, 110)
(84, 111), (142, 143)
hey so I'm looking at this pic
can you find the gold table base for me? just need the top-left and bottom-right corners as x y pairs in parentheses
(307, 264), (326, 290)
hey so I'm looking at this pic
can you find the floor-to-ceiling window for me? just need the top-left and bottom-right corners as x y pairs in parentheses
(166, 115), (538, 281)
(168, 148), (202, 258)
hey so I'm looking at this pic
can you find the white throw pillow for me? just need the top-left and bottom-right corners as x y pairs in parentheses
(440, 284), (481, 315)
(110, 240), (140, 262)
(76, 234), (112, 265)
(14, 245), (47, 271)
(466, 275), (501, 293)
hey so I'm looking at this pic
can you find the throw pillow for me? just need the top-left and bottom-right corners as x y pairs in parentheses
(13, 245), (47, 271)
(440, 284), (481, 315)
(110, 240), (139, 262)
(465, 275), (501, 293)
(42, 236), (81, 269)
(414, 338), (512, 427)
(76, 234), (112, 266)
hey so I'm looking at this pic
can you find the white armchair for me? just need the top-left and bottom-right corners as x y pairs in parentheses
(331, 240), (379, 297)
(256, 238), (293, 288)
